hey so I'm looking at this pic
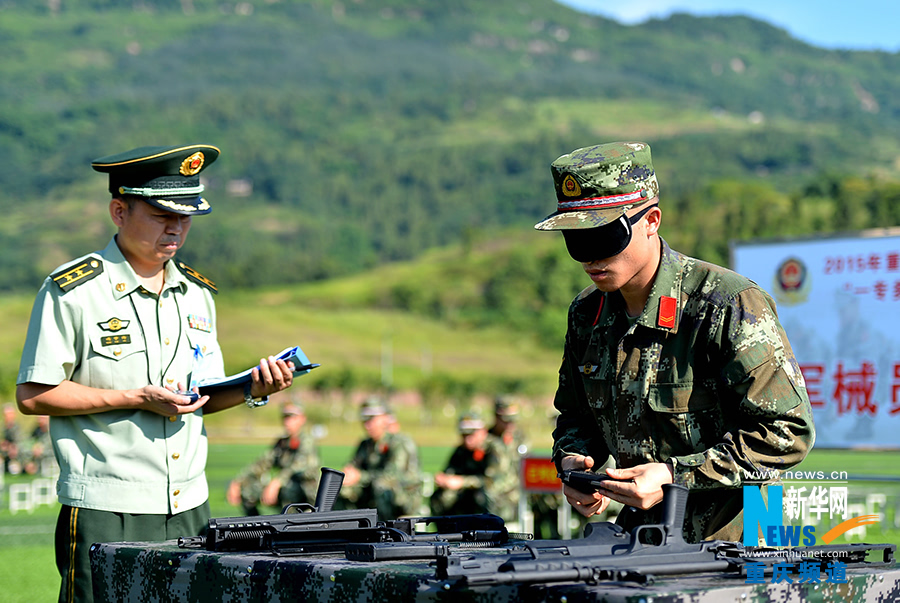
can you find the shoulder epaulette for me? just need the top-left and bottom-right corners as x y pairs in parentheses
(176, 259), (217, 294)
(51, 257), (104, 292)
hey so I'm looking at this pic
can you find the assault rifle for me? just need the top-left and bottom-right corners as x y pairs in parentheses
(436, 483), (895, 587)
(178, 467), (513, 556)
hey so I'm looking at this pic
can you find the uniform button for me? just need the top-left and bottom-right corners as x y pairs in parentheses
(164, 338), (170, 345)
(173, 489), (180, 496)
(172, 453), (180, 460)
(169, 416), (177, 422)
(116, 283), (126, 292)
(113, 348), (122, 357)
(174, 501), (179, 509)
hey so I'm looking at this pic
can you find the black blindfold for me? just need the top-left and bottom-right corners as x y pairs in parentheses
(562, 203), (657, 263)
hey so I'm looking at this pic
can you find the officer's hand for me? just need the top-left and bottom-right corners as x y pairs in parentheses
(249, 357), (295, 399)
(138, 385), (208, 416)
(560, 454), (609, 518)
(596, 463), (674, 510)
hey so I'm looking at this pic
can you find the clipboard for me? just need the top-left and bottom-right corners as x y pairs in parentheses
(197, 345), (319, 395)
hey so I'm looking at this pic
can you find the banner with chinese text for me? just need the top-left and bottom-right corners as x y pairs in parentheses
(731, 230), (900, 448)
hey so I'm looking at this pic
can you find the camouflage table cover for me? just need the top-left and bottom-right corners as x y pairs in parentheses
(90, 540), (900, 602)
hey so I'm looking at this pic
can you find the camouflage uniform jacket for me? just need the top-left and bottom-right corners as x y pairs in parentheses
(551, 239), (815, 542)
(347, 432), (422, 513)
(488, 424), (526, 515)
(442, 434), (511, 509)
(237, 427), (320, 503)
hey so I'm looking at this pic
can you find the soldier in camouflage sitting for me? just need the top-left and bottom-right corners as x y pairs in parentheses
(487, 396), (527, 522)
(227, 402), (320, 515)
(340, 397), (423, 519)
(430, 410), (511, 518)
(534, 141), (815, 543)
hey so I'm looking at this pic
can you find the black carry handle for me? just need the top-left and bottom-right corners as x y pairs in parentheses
(314, 467), (345, 513)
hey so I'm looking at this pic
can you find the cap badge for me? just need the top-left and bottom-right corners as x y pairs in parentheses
(561, 174), (581, 198)
(180, 152), (205, 176)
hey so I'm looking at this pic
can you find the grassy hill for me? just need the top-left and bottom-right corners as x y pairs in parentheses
(1, 0), (899, 295)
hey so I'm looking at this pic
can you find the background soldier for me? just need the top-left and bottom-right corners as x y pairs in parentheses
(23, 414), (54, 476)
(487, 396), (527, 523)
(1, 403), (23, 474)
(227, 402), (320, 515)
(430, 410), (511, 518)
(340, 397), (423, 518)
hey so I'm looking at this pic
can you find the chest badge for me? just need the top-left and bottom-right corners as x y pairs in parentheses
(98, 317), (130, 332)
(579, 363), (598, 375)
(657, 296), (677, 329)
(187, 314), (212, 332)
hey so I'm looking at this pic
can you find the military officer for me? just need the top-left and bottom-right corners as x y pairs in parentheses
(340, 397), (423, 518)
(16, 144), (297, 602)
(227, 402), (320, 515)
(535, 141), (815, 542)
(430, 410), (511, 518)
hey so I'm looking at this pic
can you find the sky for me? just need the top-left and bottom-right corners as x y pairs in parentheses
(555, 0), (900, 52)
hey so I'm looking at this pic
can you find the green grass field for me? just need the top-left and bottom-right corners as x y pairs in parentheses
(0, 445), (898, 601)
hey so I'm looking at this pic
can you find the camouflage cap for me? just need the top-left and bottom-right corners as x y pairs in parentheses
(458, 411), (486, 435)
(534, 141), (659, 231)
(91, 144), (220, 216)
(493, 395), (519, 418)
(281, 402), (304, 417)
(360, 396), (390, 419)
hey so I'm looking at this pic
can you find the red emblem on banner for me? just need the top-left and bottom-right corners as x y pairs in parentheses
(658, 295), (677, 329)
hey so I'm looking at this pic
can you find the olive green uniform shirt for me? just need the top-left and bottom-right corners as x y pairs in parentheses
(17, 237), (225, 515)
(552, 240), (815, 542)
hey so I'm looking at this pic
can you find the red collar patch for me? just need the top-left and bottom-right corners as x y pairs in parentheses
(657, 296), (677, 329)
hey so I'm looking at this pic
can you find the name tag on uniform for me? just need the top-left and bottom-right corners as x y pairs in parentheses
(101, 334), (131, 347)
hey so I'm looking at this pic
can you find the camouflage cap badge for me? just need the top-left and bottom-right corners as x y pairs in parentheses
(534, 141), (659, 230)
(91, 144), (220, 216)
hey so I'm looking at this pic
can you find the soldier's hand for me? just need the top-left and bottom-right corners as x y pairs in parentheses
(249, 357), (295, 399)
(226, 481), (242, 507)
(596, 463), (674, 510)
(560, 454), (609, 518)
(261, 479), (281, 507)
(434, 472), (465, 490)
(342, 465), (361, 487)
(138, 385), (208, 416)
